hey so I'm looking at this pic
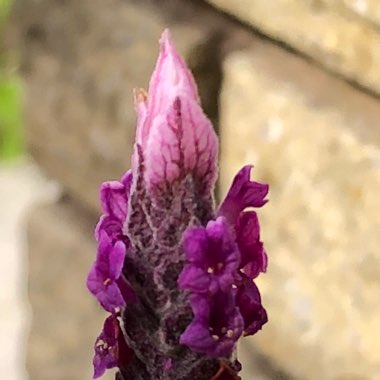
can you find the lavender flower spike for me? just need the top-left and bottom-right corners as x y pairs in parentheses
(87, 29), (269, 380)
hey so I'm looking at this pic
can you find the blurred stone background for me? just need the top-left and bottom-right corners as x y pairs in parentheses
(1, 0), (380, 379)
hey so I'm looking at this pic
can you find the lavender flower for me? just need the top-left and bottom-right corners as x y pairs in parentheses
(92, 315), (133, 378)
(95, 170), (132, 244)
(178, 217), (240, 294)
(87, 231), (134, 312)
(179, 291), (244, 357)
(218, 165), (268, 225)
(236, 275), (267, 336)
(87, 29), (269, 380)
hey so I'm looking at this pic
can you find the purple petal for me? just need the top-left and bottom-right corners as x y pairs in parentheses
(182, 227), (208, 264)
(87, 263), (102, 297)
(95, 232), (126, 280)
(177, 265), (211, 293)
(95, 215), (122, 242)
(100, 180), (127, 222)
(94, 231), (113, 277)
(87, 265), (126, 313)
(97, 283), (126, 313)
(180, 319), (217, 355)
(188, 293), (210, 320)
(96, 170), (132, 242)
(108, 240), (127, 280)
(236, 211), (267, 279)
(218, 165), (268, 225)
(236, 276), (268, 336)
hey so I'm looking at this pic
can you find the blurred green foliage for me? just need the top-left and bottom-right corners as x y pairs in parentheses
(0, 0), (12, 23)
(0, 74), (22, 159)
(0, 0), (23, 160)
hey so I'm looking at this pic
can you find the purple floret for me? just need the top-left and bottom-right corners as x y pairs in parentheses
(180, 291), (244, 358)
(179, 165), (269, 361)
(236, 211), (267, 279)
(93, 315), (133, 378)
(95, 170), (132, 243)
(236, 275), (268, 336)
(87, 231), (133, 312)
(178, 217), (240, 294)
(218, 165), (268, 226)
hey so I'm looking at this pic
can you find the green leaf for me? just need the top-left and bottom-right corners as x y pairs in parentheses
(0, 74), (24, 160)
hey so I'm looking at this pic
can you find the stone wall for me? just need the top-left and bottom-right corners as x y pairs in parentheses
(206, 0), (380, 96)
(9, 0), (380, 379)
(219, 38), (380, 380)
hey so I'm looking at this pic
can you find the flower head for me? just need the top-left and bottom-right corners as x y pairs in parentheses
(88, 29), (269, 380)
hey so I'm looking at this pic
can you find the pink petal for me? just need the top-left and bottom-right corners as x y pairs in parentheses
(132, 30), (218, 193)
(144, 96), (217, 190)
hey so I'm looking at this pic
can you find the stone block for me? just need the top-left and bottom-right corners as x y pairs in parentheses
(342, 0), (380, 28)
(206, 0), (380, 96)
(26, 199), (113, 380)
(10, 0), (223, 212)
(219, 39), (380, 380)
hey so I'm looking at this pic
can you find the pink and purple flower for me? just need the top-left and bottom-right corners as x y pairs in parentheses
(87, 29), (269, 380)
